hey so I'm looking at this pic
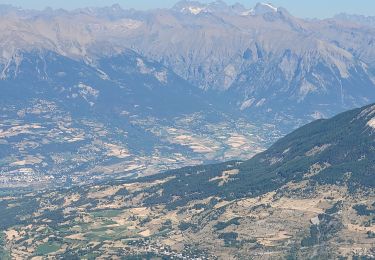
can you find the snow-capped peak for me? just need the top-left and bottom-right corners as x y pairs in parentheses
(253, 2), (278, 15)
(173, 1), (207, 15)
(173, 0), (248, 15)
(181, 6), (205, 15)
(241, 9), (254, 16)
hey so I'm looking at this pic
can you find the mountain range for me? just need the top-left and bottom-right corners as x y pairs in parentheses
(0, 2), (375, 258)
(1, 1), (375, 119)
(1, 1), (375, 188)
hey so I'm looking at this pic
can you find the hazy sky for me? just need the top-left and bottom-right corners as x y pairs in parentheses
(0, 0), (375, 18)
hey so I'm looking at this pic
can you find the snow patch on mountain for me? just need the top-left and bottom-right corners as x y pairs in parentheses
(173, 1), (207, 15)
(253, 3), (278, 15)
(182, 6), (205, 15)
(261, 3), (277, 11)
(240, 3), (278, 16)
(240, 9), (253, 16)
(175, 1), (262, 16)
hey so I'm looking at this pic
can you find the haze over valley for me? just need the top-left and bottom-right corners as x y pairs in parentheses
(0, 1), (374, 259)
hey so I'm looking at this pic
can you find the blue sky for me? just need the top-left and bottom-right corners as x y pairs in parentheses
(1, 0), (375, 18)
